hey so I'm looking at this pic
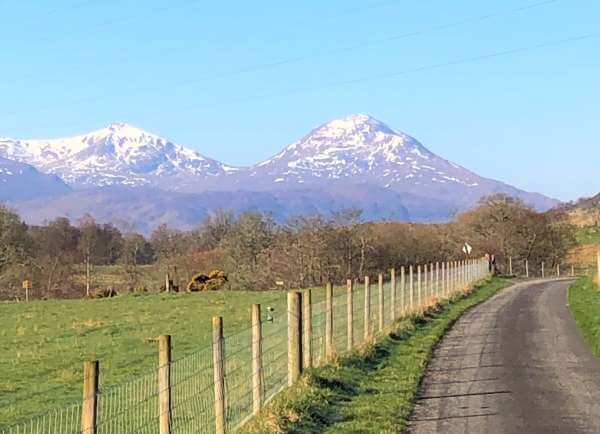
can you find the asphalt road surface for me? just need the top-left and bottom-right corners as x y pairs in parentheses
(408, 279), (600, 434)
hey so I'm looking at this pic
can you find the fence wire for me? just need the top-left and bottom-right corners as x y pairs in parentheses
(2, 260), (490, 434)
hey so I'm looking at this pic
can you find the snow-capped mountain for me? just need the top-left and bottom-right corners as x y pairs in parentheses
(0, 123), (233, 190)
(2, 114), (557, 229)
(0, 156), (71, 202)
(223, 114), (556, 211)
(230, 114), (477, 189)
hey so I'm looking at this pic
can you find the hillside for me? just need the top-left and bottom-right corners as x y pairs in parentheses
(0, 156), (71, 202)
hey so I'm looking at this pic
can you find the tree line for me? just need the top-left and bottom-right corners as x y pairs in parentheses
(0, 194), (576, 300)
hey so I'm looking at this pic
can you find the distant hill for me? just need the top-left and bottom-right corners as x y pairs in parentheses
(2, 114), (559, 230)
(0, 156), (71, 202)
(14, 185), (414, 234)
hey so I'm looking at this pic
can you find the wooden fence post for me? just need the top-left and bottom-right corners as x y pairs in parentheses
(288, 292), (303, 385)
(467, 260), (470, 285)
(303, 291), (312, 369)
(557, 264), (560, 277)
(325, 284), (334, 361)
(165, 273), (170, 293)
(440, 261), (446, 296)
(81, 361), (99, 434)
(509, 257), (513, 275)
(417, 265), (422, 308)
(430, 263), (434, 298)
(409, 266), (414, 312)
(390, 268), (396, 322)
(347, 279), (353, 352)
(422, 264), (427, 301)
(212, 319), (225, 434)
(597, 250), (600, 284)
(470, 260), (473, 284)
(571, 265), (575, 277)
(542, 261), (545, 278)
(466, 260), (470, 286)
(435, 262), (439, 297)
(158, 335), (172, 434)
(251, 305), (263, 415)
(452, 261), (456, 293)
(456, 261), (459, 290)
(400, 266), (406, 316)
(525, 260), (529, 278)
(378, 273), (384, 332)
(455, 261), (459, 290)
(364, 276), (371, 339)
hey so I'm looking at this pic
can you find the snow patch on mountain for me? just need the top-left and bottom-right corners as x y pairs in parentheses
(239, 114), (481, 191)
(0, 123), (233, 189)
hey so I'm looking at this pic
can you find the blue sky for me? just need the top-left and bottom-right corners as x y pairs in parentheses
(1, 0), (598, 201)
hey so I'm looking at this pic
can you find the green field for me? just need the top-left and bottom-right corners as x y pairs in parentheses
(2, 266), (479, 431)
(243, 277), (509, 433)
(1, 289), (290, 428)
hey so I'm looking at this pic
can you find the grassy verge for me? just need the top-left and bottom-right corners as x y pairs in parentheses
(242, 277), (510, 434)
(568, 277), (600, 357)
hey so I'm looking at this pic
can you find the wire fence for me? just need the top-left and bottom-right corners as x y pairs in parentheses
(2, 259), (490, 434)
(499, 256), (598, 279)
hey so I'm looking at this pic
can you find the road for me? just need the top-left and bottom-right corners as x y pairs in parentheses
(408, 279), (600, 434)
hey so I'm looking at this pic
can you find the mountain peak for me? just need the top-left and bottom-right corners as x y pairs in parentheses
(0, 123), (227, 189)
(96, 122), (156, 140)
(314, 114), (394, 137)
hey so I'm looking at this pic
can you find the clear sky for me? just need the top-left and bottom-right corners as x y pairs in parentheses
(1, 0), (598, 201)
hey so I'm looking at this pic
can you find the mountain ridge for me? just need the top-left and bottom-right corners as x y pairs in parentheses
(1, 114), (559, 230)
(0, 122), (233, 190)
(0, 156), (71, 202)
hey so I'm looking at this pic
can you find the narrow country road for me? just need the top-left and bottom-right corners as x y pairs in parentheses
(408, 279), (600, 434)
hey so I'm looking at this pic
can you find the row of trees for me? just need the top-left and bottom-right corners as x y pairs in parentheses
(0, 194), (576, 299)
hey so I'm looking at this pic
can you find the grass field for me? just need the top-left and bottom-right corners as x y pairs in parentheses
(242, 277), (510, 434)
(1, 288), (290, 428)
(568, 277), (600, 358)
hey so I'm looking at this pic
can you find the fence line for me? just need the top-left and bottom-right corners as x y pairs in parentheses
(3, 259), (492, 434)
